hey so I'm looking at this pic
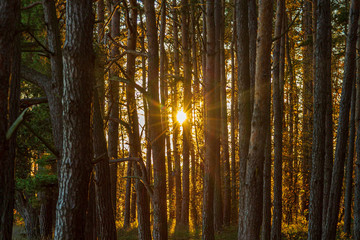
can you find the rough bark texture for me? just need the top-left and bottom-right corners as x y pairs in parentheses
(307, 0), (331, 238)
(144, 0), (168, 239)
(108, 3), (120, 213)
(271, 0), (284, 238)
(181, 0), (191, 228)
(54, 0), (94, 238)
(0, 1), (19, 239)
(343, 81), (356, 235)
(15, 193), (40, 240)
(93, 92), (117, 240)
(243, 0), (273, 238)
(236, 0), (251, 237)
(322, 0), (359, 239)
(248, 0), (257, 115)
(202, 0), (216, 238)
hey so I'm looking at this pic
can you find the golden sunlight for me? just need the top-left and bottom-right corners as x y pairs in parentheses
(176, 110), (187, 124)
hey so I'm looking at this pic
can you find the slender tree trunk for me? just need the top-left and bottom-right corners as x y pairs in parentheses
(271, 0), (284, 238)
(144, 1), (168, 239)
(0, 2), (20, 238)
(172, 0), (182, 227)
(108, 2), (120, 213)
(85, 175), (96, 240)
(353, 22), (360, 240)
(343, 80), (356, 235)
(322, 0), (359, 239)
(203, 1), (216, 238)
(243, 0), (273, 238)
(307, 0), (331, 238)
(181, 0), (191, 229)
(54, 0), (94, 238)
(301, 0), (313, 217)
(15, 193), (40, 240)
(248, 0), (257, 114)
(236, 0), (251, 236)
(261, 128), (271, 240)
(213, 0), (223, 231)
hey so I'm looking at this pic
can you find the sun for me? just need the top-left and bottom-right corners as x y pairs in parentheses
(176, 110), (187, 124)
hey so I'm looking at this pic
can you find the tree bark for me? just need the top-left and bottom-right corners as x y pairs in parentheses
(181, 0), (191, 229)
(261, 128), (271, 240)
(307, 0), (331, 238)
(0, 1), (20, 239)
(144, 0), (168, 239)
(243, 0), (273, 238)
(271, 0), (284, 238)
(236, 0), (251, 236)
(108, 2), (120, 213)
(202, 0), (216, 238)
(54, 0), (94, 238)
(322, 0), (359, 239)
(343, 80), (356, 235)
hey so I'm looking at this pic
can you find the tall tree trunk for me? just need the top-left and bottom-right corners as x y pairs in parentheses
(93, 91), (117, 240)
(181, 0), (191, 229)
(125, 1), (152, 238)
(343, 80), (356, 235)
(243, 0), (273, 238)
(144, 0), (168, 239)
(230, 3), (238, 224)
(172, 0), (182, 227)
(202, 0), (216, 238)
(85, 175), (96, 240)
(353, 23), (360, 240)
(271, 0), (284, 238)
(248, 0), (257, 114)
(213, 0), (223, 231)
(307, 0), (331, 238)
(0, 1), (20, 239)
(15, 193), (40, 240)
(54, 0), (94, 238)
(301, 0), (313, 217)
(108, 2), (120, 213)
(220, 0), (231, 227)
(322, 0), (359, 239)
(236, 0), (251, 236)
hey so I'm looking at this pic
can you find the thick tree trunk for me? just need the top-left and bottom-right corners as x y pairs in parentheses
(108, 3), (120, 213)
(0, 1), (20, 239)
(54, 0), (94, 238)
(181, 0), (191, 229)
(203, 1), (216, 238)
(248, 0), (257, 114)
(307, 0), (331, 238)
(271, 0), (284, 238)
(322, 0), (359, 239)
(93, 91), (117, 240)
(236, 0), (251, 236)
(243, 0), (273, 238)
(144, 1), (168, 239)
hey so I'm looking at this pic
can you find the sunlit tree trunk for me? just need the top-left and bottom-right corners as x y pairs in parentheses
(181, 0), (191, 229)
(203, 0), (216, 238)
(144, 0), (168, 239)
(54, 0), (94, 238)
(243, 0), (273, 238)
(108, 2), (120, 213)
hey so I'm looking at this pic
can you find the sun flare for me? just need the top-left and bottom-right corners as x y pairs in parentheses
(176, 110), (187, 124)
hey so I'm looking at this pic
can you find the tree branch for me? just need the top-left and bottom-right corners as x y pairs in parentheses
(20, 97), (48, 108)
(20, 65), (50, 90)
